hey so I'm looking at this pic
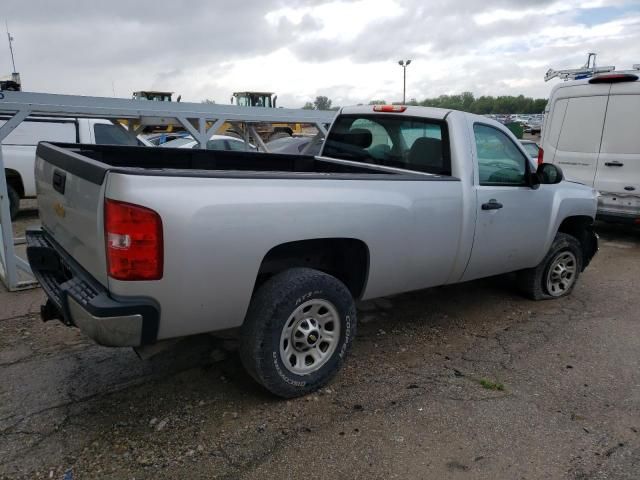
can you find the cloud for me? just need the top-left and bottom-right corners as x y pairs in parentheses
(3, 0), (639, 106)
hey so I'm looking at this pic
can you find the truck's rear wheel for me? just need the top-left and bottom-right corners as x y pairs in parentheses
(7, 184), (20, 221)
(517, 232), (583, 300)
(240, 268), (356, 398)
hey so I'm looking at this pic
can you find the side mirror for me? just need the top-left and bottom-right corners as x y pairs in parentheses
(536, 163), (564, 184)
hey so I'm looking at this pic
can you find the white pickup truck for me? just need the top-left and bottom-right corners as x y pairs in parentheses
(2, 117), (148, 219)
(26, 105), (598, 397)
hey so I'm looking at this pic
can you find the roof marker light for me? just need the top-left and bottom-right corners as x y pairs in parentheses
(373, 105), (407, 113)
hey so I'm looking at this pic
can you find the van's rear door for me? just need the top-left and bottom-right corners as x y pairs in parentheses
(35, 142), (109, 285)
(553, 94), (608, 186)
(594, 85), (640, 218)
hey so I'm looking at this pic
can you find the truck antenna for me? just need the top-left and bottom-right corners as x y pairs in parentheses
(5, 20), (17, 73)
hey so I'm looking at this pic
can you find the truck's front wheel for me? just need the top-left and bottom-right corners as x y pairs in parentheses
(240, 268), (356, 398)
(517, 233), (583, 300)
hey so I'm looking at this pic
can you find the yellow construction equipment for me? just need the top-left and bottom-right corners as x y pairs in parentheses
(229, 91), (304, 141)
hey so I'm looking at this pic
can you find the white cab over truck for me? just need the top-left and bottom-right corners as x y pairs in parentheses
(27, 105), (598, 397)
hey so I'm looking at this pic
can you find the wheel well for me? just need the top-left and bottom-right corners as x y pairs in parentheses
(256, 238), (369, 299)
(4, 169), (24, 197)
(558, 216), (597, 268)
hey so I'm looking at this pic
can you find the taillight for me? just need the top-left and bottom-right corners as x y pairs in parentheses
(373, 105), (407, 113)
(537, 147), (544, 166)
(104, 199), (163, 281)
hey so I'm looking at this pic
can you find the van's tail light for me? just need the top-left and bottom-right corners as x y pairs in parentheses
(537, 147), (544, 166)
(104, 199), (163, 281)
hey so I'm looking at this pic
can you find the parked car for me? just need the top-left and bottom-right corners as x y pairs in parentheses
(266, 136), (323, 155)
(144, 132), (191, 145)
(540, 70), (640, 224)
(1, 117), (151, 220)
(160, 134), (257, 151)
(27, 105), (598, 398)
(524, 119), (542, 134)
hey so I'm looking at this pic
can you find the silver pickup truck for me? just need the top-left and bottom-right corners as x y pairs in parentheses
(27, 105), (598, 397)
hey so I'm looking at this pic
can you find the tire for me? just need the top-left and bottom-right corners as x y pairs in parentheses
(239, 268), (357, 398)
(517, 232), (583, 300)
(7, 184), (20, 221)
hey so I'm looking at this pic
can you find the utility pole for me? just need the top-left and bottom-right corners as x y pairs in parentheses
(6, 21), (16, 73)
(398, 59), (412, 104)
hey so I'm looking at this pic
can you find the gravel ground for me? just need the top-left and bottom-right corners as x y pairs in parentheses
(0, 208), (638, 479)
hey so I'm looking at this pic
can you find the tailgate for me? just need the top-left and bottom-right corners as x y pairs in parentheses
(35, 143), (109, 286)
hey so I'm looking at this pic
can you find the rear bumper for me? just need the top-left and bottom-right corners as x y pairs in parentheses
(597, 193), (640, 224)
(26, 229), (159, 347)
(596, 211), (640, 225)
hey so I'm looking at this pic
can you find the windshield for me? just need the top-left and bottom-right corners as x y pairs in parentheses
(323, 114), (450, 175)
(159, 137), (195, 148)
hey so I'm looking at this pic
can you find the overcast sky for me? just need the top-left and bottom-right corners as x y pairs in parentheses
(3, 0), (639, 107)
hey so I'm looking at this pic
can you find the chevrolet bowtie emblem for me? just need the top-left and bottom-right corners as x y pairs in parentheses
(53, 202), (66, 218)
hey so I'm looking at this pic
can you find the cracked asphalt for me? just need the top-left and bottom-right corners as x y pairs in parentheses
(1, 209), (639, 479)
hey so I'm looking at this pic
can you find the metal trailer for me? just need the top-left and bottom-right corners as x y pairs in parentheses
(0, 90), (335, 291)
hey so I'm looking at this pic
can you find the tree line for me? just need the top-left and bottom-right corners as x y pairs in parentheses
(302, 92), (547, 114)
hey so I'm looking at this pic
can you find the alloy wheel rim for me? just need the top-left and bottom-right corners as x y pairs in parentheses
(279, 299), (341, 375)
(546, 251), (577, 297)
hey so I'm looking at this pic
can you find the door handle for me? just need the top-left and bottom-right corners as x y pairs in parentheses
(52, 170), (66, 194)
(604, 161), (624, 167)
(481, 199), (503, 210)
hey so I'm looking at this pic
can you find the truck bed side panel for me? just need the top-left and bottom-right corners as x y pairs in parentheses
(105, 174), (464, 340)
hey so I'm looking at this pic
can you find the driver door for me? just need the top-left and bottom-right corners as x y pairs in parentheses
(463, 123), (554, 281)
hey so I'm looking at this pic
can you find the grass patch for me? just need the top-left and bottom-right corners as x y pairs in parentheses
(479, 379), (505, 391)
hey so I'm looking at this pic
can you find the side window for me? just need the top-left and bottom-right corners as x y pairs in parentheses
(557, 96), (607, 153)
(474, 124), (528, 186)
(600, 95), (640, 154)
(93, 123), (137, 146)
(226, 139), (251, 151)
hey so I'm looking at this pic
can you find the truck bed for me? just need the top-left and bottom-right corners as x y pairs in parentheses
(37, 142), (446, 182)
(32, 140), (463, 341)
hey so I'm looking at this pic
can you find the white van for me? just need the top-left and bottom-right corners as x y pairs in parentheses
(540, 70), (640, 224)
(2, 118), (150, 219)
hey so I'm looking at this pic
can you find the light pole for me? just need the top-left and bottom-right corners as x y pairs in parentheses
(398, 59), (411, 104)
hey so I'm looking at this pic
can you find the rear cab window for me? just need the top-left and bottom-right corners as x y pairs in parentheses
(323, 114), (451, 175)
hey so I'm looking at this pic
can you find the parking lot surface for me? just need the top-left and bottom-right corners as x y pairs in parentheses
(1, 211), (638, 479)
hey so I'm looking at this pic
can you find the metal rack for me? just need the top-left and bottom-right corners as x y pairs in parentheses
(544, 53), (616, 82)
(0, 90), (336, 291)
(545, 53), (640, 82)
